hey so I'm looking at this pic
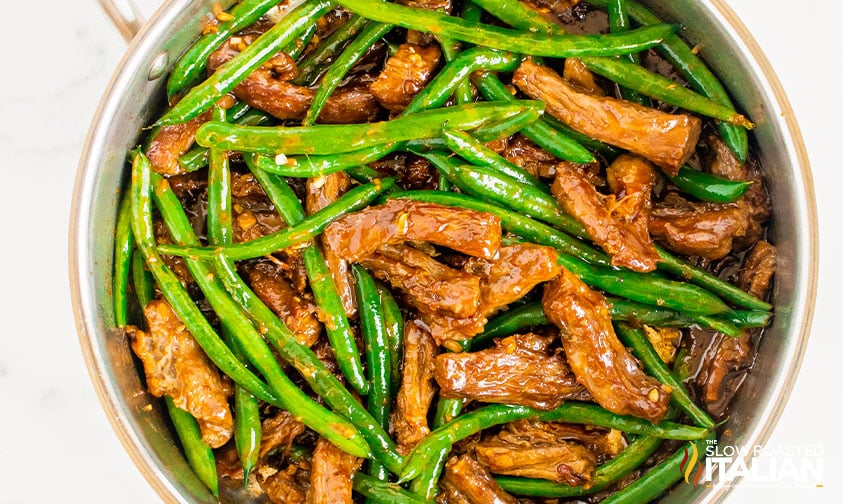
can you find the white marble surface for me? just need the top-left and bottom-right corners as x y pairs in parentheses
(0, 0), (838, 502)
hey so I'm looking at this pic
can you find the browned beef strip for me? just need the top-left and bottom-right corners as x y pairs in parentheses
(393, 320), (438, 454)
(424, 243), (560, 346)
(146, 109), (214, 176)
(562, 57), (605, 96)
(437, 455), (519, 504)
(606, 154), (657, 243)
(552, 160), (660, 272)
(306, 437), (362, 504)
(702, 240), (776, 412)
(474, 424), (597, 485)
(434, 333), (587, 410)
(498, 420), (626, 464)
(649, 192), (751, 260)
(369, 43), (442, 113)
(261, 468), (310, 504)
(259, 410), (307, 459)
(361, 244), (482, 318)
(323, 199), (502, 263)
(208, 37), (381, 124)
(248, 262), (323, 347)
(513, 59), (701, 175)
(542, 269), (670, 423)
(498, 134), (559, 179)
(127, 299), (233, 448)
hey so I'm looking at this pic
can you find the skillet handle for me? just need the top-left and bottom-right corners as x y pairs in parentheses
(97, 0), (146, 43)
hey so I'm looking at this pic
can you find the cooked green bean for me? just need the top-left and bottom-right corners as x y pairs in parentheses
(113, 189), (134, 327)
(178, 108), (274, 173)
(131, 249), (154, 309)
(156, 178), (394, 261)
(334, 0), (676, 58)
(666, 165), (752, 203)
(607, 0), (648, 104)
(206, 106), (232, 246)
(440, 127), (549, 194)
(159, 0), (334, 125)
(375, 283), (403, 398)
(399, 402), (709, 482)
(165, 396), (218, 497)
(151, 167), (371, 458)
(286, 22), (318, 61)
(586, 0), (749, 162)
(352, 473), (430, 504)
(197, 101), (542, 155)
(408, 396), (464, 499)
(228, 334), (262, 486)
(294, 14), (370, 86)
(616, 323), (715, 428)
(304, 21), (394, 125)
(166, 0), (283, 97)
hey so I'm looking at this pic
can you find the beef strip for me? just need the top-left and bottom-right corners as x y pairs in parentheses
(702, 240), (776, 413)
(513, 59), (701, 175)
(231, 172), (288, 243)
(369, 43), (442, 112)
(424, 243), (560, 346)
(497, 134), (559, 179)
(323, 199), (502, 263)
(434, 333), (587, 410)
(361, 244), (481, 318)
(259, 410), (307, 459)
(437, 454), (519, 504)
(393, 320), (438, 454)
(499, 420), (626, 464)
(649, 192), (751, 260)
(306, 437), (362, 504)
(248, 261), (323, 347)
(606, 154), (657, 246)
(542, 268), (671, 423)
(563, 57), (605, 96)
(127, 299), (233, 448)
(208, 36), (381, 124)
(552, 160), (659, 272)
(262, 468), (310, 504)
(474, 422), (597, 485)
(146, 109), (214, 176)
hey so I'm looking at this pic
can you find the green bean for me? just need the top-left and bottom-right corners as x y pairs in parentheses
(579, 56), (753, 128)
(615, 323), (715, 428)
(440, 127), (549, 194)
(352, 473), (431, 504)
(165, 396), (218, 497)
(304, 21), (394, 126)
(178, 108), (274, 173)
(399, 402), (709, 482)
(441, 39), (473, 106)
(228, 334), (261, 486)
(151, 167), (371, 459)
(130, 150), (279, 404)
(334, 0), (677, 58)
(113, 189), (134, 327)
(607, 0), (648, 105)
(375, 283), (403, 398)
(156, 178), (394, 261)
(656, 246), (772, 311)
(294, 14), (370, 87)
(600, 434), (714, 504)
(585, 0), (749, 162)
(288, 22), (318, 61)
(353, 265), (392, 481)
(159, 0), (334, 125)
(166, 0), (283, 97)
(666, 165), (752, 203)
(724, 309), (771, 328)
(473, 72), (595, 163)
(196, 101), (543, 155)
(244, 154), (370, 395)
(382, 190), (731, 315)
(131, 249), (155, 309)
(207, 106), (232, 246)
(408, 396), (464, 499)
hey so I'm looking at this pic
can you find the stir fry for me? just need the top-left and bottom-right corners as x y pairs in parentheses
(113, 0), (775, 502)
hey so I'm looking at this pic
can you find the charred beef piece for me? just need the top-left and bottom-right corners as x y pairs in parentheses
(424, 243), (560, 346)
(701, 240), (776, 414)
(393, 320), (439, 454)
(247, 262), (323, 347)
(369, 43), (442, 113)
(259, 410), (307, 459)
(307, 437), (362, 504)
(552, 159), (659, 272)
(323, 199), (502, 263)
(127, 299), (234, 448)
(361, 244), (482, 318)
(208, 36), (381, 124)
(542, 269), (671, 423)
(437, 455), (519, 504)
(649, 192), (751, 260)
(513, 59), (701, 175)
(474, 419), (598, 485)
(434, 333), (587, 410)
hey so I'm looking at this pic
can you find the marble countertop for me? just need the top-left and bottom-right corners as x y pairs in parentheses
(0, 0), (838, 502)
